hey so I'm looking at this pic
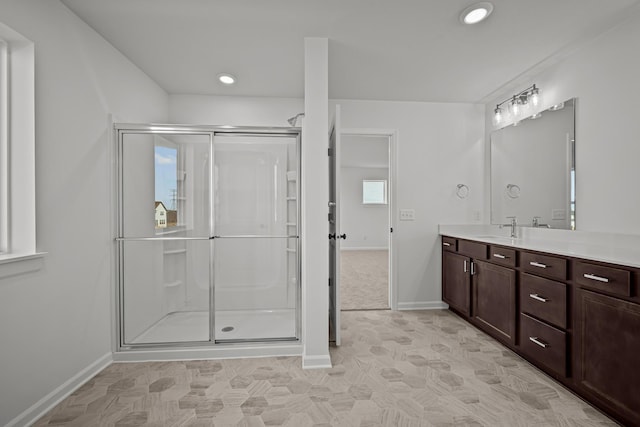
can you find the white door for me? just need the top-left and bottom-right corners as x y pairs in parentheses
(328, 105), (342, 345)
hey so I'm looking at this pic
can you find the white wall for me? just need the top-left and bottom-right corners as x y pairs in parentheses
(0, 1), (168, 425)
(485, 9), (640, 235)
(170, 94), (303, 126)
(340, 167), (389, 249)
(332, 100), (485, 309)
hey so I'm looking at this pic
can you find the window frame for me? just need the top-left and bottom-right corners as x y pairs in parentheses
(0, 23), (42, 274)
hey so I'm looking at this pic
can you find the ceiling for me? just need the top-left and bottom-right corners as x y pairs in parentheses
(61, 0), (640, 103)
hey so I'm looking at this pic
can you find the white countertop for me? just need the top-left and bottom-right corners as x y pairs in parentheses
(439, 224), (640, 269)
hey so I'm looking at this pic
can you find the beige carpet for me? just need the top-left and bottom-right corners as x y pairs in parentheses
(340, 249), (389, 310)
(33, 310), (616, 426)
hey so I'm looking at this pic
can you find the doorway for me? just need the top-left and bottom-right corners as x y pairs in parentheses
(339, 134), (391, 310)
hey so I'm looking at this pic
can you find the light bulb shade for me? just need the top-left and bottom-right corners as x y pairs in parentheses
(509, 96), (520, 117)
(493, 106), (503, 126)
(529, 86), (541, 108)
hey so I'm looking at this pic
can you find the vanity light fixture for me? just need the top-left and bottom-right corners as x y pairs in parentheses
(217, 73), (236, 85)
(492, 84), (543, 127)
(460, 2), (494, 24)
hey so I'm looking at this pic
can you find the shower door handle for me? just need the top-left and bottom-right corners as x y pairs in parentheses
(328, 233), (336, 240)
(337, 234), (346, 240)
(328, 201), (336, 207)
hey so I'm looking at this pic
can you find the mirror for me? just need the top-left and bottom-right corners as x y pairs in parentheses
(491, 98), (575, 229)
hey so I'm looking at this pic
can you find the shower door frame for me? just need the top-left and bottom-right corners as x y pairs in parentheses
(114, 123), (301, 351)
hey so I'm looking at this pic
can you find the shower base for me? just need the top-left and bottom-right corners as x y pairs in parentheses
(131, 309), (296, 344)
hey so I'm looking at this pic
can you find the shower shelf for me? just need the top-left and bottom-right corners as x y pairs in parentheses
(164, 280), (183, 288)
(286, 197), (297, 201)
(286, 222), (297, 226)
(164, 249), (187, 255)
(286, 248), (297, 253)
(286, 171), (297, 181)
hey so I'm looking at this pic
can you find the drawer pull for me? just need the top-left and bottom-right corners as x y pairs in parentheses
(463, 260), (468, 273)
(493, 253), (507, 259)
(583, 273), (609, 283)
(529, 293), (548, 303)
(443, 242), (451, 247)
(529, 261), (548, 269)
(529, 337), (548, 348)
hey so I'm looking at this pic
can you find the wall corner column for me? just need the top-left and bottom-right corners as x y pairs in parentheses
(301, 37), (331, 369)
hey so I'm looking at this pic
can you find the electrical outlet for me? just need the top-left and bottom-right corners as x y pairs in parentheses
(552, 209), (566, 220)
(473, 210), (481, 221)
(400, 209), (415, 221)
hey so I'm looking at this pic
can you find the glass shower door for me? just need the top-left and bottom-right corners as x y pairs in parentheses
(117, 130), (212, 346)
(213, 134), (299, 342)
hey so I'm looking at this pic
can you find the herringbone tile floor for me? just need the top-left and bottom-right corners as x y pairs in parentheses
(33, 310), (617, 426)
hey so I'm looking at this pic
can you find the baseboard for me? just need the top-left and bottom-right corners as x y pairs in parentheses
(302, 354), (332, 369)
(113, 343), (302, 362)
(7, 352), (112, 427)
(341, 247), (388, 251)
(397, 301), (448, 310)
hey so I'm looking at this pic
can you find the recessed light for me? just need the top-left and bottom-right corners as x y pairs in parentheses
(217, 73), (236, 85)
(460, 2), (494, 25)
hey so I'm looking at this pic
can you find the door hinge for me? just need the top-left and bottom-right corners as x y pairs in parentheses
(328, 148), (333, 156)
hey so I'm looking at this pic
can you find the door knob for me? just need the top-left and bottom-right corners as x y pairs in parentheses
(328, 201), (336, 207)
(328, 233), (336, 240)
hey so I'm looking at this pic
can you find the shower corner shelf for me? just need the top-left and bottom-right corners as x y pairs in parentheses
(164, 280), (183, 288)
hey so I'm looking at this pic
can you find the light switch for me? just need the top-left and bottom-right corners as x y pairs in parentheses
(400, 209), (415, 221)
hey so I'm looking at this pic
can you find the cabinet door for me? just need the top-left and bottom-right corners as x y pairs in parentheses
(472, 260), (516, 345)
(443, 251), (470, 316)
(575, 289), (640, 426)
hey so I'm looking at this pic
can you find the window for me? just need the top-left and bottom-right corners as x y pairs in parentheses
(0, 23), (39, 271)
(154, 143), (179, 230)
(0, 39), (8, 252)
(362, 180), (387, 205)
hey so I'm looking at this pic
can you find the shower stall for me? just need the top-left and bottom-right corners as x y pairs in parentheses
(115, 124), (300, 350)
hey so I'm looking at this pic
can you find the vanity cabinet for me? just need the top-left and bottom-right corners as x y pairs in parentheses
(441, 234), (640, 426)
(442, 239), (488, 317)
(442, 251), (471, 315)
(472, 260), (516, 345)
(517, 251), (570, 379)
(574, 266), (640, 427)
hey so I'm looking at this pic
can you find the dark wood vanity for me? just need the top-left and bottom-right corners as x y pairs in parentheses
(441, 235), (640, 426)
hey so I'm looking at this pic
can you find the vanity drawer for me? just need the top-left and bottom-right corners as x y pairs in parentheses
(458, 240), (488, 260)
(575, 261), (631, 297)
(490, 246), (516, 268)
(521, 251), (567, 282)
(520, 313), (567, 377)
(442, 236), (457, 252)
(520, 273), (567, 329)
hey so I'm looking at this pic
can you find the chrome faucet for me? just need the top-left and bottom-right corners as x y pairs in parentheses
(501, 216), (517, 238)
(532, 216), (551, 228)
